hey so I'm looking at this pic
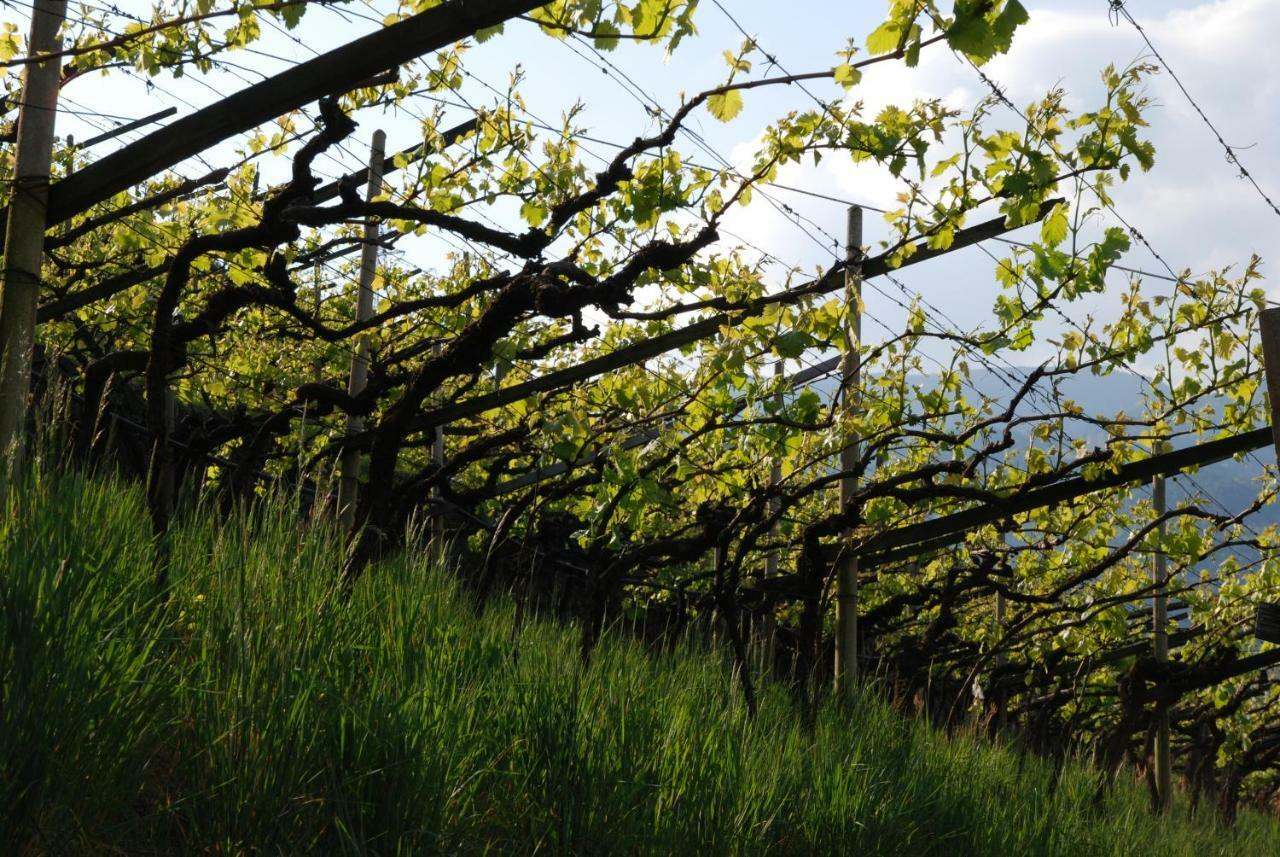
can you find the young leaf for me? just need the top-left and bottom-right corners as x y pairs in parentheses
(707, 89), (744, 122)
(834, 64), (862, 89)
(1041, 203), (1070, 246)
(593, 21), (621, 51)
(866, 21), (903, 56)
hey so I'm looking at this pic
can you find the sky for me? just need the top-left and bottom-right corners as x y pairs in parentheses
(29, 0), (1280, 369)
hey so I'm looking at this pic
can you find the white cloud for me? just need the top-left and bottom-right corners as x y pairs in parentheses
(990, 0), (1280, 275)
(720, 0), (1280, 339)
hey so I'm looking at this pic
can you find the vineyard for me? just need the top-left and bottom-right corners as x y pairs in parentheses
(2, 0), (1280, 846)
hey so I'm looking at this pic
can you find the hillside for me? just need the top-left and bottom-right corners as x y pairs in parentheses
(3, 469), (1277, 855)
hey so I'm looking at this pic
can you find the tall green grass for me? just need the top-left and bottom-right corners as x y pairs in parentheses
(3, 468), (1277, 854)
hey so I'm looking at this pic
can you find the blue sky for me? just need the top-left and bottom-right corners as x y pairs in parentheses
(37, 1), (1280, 369)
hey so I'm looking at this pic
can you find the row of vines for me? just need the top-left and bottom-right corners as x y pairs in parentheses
(2, 0), (1278, 820)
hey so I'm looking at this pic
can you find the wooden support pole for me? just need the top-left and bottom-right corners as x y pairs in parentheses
(311, 263), (324, 386)
(761, 359), (783, 668)
(1152, 473), (1172, 811)
(994, 559), (1008, 731)
(1259, 307), (1280, 466)
(296, 263), (322, 514)
(0, 0), (67, 494)
(835, 205), (862, 698)
(337, 130), (385, 530)
(22, 0), (543, 233)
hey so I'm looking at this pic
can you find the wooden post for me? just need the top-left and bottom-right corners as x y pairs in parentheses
(995, 591), (1007, 648)
(991, 516), (1011, 732)
(337, 130), (385, 529)
(28, 0), (545, 233)
(1152, 473), (1172, 811)
(1259, 307), (1280, 466)
(761, 359), (783, 669)
(994, 575), (1008, 732)
(0, 0), (67, 493)
(306, 263), (333, 519)
(835, 205), (863, 699)
(295, 264), (322, 510)
(312, 261), (324, 386)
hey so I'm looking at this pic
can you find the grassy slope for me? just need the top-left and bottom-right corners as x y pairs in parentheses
(3, 469), (1277, 855)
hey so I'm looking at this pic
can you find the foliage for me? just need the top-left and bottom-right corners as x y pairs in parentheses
(2, 0), (1278, 821)
(3, 470), (1280, 854)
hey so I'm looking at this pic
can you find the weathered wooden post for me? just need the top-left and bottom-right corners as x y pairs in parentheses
(1260, 307), (1280, 466)
(1254, 307), (1280, 644)
(761, 359), (783, 670)
(1152, 472), (1172, 812)
(994, 561), (1008, 732)
(312, 262), (324, 387)
(337, 130), (386, 529)
(0, 0), (67, 497)
(835, 205), (863, 699)
(296, 263), (323, 514)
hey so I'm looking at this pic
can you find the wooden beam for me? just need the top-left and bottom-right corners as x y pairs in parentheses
(24, 0), (543, 231)
(416, 203), (1060, 430)
(78, 106), (177, 149)
(36, 264), (165, 323)
(789, 353), (841, 388)
(856, 427), (1273, 569)
(46, 166), (229, 251)
(475, 349), (844, 500)
(309, 118), (478, 206)
(35, 118), (475, 322)
(989, 626), (1204, 696)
